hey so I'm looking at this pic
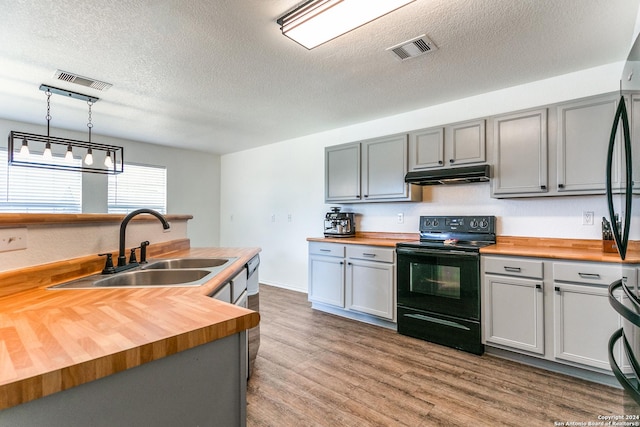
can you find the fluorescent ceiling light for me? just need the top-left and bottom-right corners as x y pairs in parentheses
(277, 0), (416, 49)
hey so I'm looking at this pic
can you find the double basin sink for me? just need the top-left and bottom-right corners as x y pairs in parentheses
(49, 257), (238, 289)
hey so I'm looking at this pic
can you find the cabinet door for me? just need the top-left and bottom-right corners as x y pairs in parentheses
(630, 94), (640, 194)
(309, 254), (345, 307)
(553, 283), (624, 370)
(484, 274), (544, 354)
(556, 95), (622, 192)
(346, 259), (395, 320)
(325, 143), (361, 202)
(361, 134), (410, 200)
(446, 120), (486, 166)
(491, 109), (548, 196)
(408, 127), (444, 170)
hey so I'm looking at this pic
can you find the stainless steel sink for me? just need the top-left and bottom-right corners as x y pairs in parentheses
(48, 256), (239, 289)
(142, 258), (232, 270)
(93, 269), (212, 287)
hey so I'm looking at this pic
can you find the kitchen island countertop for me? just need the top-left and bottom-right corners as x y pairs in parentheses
(0, 246), (260, 410)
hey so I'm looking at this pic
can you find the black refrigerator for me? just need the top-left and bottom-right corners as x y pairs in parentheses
(607, 33), (640, 405)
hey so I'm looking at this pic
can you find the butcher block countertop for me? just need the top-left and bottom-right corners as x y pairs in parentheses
(308, 233), (640, 263)
(307, 232), (419, 247)
(481, 236), (640, 263)
(0, 245), (260, 410)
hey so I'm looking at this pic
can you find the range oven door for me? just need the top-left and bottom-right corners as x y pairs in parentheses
(396, 246), (481, 320)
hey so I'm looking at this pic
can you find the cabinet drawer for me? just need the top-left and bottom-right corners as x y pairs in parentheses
(483, 256), (543, 279)
(346, 245), (395, 263)
(309, 242), (345, 257)
(553, 262), (635, 286)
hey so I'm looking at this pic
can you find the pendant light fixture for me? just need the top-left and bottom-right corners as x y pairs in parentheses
(8, 84), (123, 174)
(277, 0), (416, 49)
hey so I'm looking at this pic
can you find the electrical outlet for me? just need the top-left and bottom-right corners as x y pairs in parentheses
(397, 213), (404, 224)
(582, 211), (594, 225)
(0, 228), (27, 252)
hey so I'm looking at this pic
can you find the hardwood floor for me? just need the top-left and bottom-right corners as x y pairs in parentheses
(247, 285), (638, 426)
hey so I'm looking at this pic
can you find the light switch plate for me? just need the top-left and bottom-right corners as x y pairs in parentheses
(0, 227), (27, 252)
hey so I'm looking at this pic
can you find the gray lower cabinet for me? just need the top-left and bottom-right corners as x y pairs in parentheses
(325, 134), (420, 203)
(482, 255), (636, 377)
(552, 262), (633, 372)
(483, 257), (545, 354)
(308, 242), (396, 325)
(490, 108), (548, 197)
(346, 245), (395, 320)
(408, 119), (486, 171)
(308, 242), (345, 307)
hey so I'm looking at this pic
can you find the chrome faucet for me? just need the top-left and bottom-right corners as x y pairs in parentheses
(99, 208), (170, 274)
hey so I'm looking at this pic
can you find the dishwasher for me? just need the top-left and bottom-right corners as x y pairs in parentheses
(209, 255), (260, 378)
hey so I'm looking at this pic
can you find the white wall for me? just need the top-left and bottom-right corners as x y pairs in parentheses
(220, 62), (633, 293)
(0, 118), (221, 247)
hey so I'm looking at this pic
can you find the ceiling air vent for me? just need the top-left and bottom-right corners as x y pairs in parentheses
(387, 35), (438, 61)
(53, 70), (112, 91)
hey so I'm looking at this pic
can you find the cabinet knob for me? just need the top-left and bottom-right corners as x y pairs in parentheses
(535, 284), (542, 289)
(540, 185), (547, 190)
(554, 286), (561, 292)
(558, 184), (564, 189)
(363, 195), (368, 198)
(449, 159), (455, 164)
(438, 160), (443, 165)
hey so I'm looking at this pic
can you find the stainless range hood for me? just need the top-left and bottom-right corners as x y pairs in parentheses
(404, 164), (491, 186)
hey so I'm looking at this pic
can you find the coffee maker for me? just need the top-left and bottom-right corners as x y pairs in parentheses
(324, 207), (355, 238)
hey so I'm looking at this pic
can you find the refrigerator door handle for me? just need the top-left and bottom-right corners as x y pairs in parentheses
(606, 95), (633, 260)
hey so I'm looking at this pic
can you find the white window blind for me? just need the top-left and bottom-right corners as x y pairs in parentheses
(108, 163), (167, 214)
(0, 149), (82, 213)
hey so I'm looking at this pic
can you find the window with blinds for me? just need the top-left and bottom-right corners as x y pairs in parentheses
(0, 149), (82, 213)
(108, 163), (167, 214)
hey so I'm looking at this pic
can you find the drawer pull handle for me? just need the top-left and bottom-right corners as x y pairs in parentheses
(504, 266), (521, 273)
(362, 253), (376, 257)
(535, 284), (542, 290)
(578, 273), (601, 280)
(555, 286), (561, 292)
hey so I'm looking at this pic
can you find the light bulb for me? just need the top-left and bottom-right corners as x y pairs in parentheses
(19, 138), (29, 156)
(65, 145), (73, 161)
(43, 142), (52, 159)
(104, 151), (113, 168)
(84, 148), (93, 165)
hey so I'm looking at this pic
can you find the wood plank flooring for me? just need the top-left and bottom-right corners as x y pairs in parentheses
(247, 285), (638, 426)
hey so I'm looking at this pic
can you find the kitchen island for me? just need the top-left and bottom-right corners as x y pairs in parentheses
(0, 243), (260, 426)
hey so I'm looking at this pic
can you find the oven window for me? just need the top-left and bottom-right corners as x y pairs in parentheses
(410, 263), (461, 299)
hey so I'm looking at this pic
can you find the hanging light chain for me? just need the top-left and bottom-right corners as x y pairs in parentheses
(87, 100), (93, 143)
(45, 90), (52, 138)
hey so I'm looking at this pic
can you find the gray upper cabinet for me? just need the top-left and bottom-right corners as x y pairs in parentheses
(491, 109), (548, 197)
(325, 134), (420, 203)
(409, 120), (486, 171)
(408, 127), (445, 170)
(448, 120), (486, 166)
(325, 143), (361, 202)
(556, 94), (622, 193)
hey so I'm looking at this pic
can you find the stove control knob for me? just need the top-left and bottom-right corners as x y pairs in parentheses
(424, 219), (431, 227)
(432, 219), (439, 227)
(479, 219), (488, 229)
(470, 219), (478, 229)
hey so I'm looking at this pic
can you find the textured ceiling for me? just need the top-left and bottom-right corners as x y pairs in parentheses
(0, 0), (638, 155)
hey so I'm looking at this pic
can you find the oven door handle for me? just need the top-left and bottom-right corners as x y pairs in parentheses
(403, 313), (471, 331)
(396, 247), (479, 258)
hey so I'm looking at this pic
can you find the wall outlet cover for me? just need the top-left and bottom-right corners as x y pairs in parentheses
(0, 227), (27, 252)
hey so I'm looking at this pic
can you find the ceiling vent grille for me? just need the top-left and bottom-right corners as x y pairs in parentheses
(387, 35), (438, 61)
(53, 70), (112, 91)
